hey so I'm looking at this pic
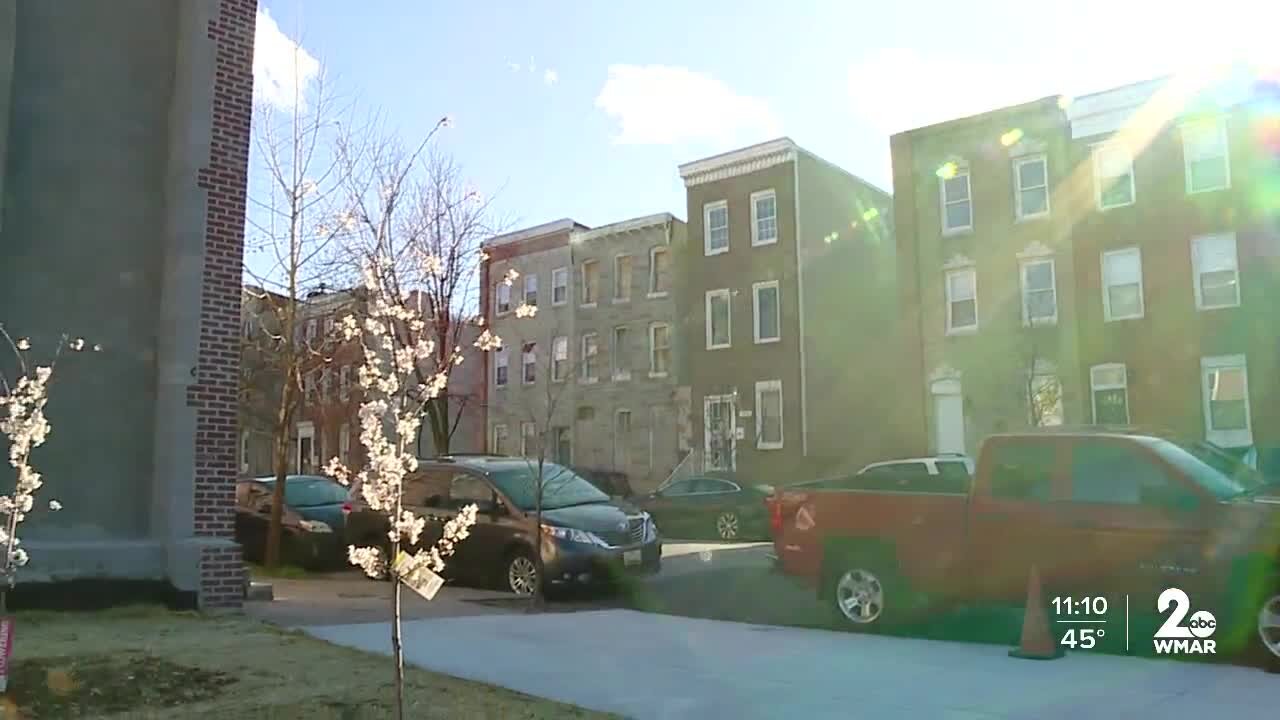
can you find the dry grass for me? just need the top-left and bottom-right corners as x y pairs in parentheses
(3, 606), (616, 719)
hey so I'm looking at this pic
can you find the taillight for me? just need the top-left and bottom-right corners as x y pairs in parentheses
(767, 496), (783, 533)
(341, 502), (352, 515)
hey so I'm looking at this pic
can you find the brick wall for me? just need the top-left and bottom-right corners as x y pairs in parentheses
(191, 0), (257, 609)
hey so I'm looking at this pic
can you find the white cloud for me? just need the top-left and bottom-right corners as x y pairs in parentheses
(595, 64), (780, 145)
(507, 62), (522, 73)
(543, 69), (559, 86)
(253, 8), (320, 109)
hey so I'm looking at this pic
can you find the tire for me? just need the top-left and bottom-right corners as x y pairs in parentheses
(824, 552), (903, 631)
(504, 548), (539, 596)
(715, 511), (740, 541)
(1255, 589), (1280, 672)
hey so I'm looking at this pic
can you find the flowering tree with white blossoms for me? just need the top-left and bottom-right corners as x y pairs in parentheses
(0, 327), (98, 612)
(323, 259), (478, 720)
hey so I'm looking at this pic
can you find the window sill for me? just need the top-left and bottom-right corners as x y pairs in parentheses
(1103, 314), (1144, 323)
(1022, 318), (1058, 328)
(1195, 302), (1240, 312)
(496, 310), (512, 318)
(1097, 201), (1135, 212)
(647, 291), (669, 299)
(757, 443), (784, 451)
(1187, 184), (1230, 196)
(706, 343), (731, 351)
(1014, 213), (1049, 224)
(705, 246), (730, 257)
(580, 303), (598, 310)
(945, 327), (979, 337)
(580, 378), (598, 385)
(649, 371), (669, 379)
(941, 227), (973, 238)
(754, 336), (781, 345)
(612, 374), (632, 382)
(551, 300), (567, 308)
(751, 238), (778, 248)
(613, 298), (631, 305)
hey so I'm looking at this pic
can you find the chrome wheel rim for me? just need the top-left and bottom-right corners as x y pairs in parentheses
(508, 556), (537, 595)
(716, 512), (739, 540)
(1258, 594), (1280, 659)
(835, 568), (884, 624)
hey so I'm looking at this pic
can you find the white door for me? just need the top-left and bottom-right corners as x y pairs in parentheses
(703, 395), (736, 471)
(295, 421), (316, 473)
(931, 380), (965, 455)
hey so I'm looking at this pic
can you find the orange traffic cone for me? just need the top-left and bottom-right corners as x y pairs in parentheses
(1008, 564), (1064, 660)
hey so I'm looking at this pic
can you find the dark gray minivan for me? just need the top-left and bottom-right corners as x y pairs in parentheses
(344, 456), (662, 595)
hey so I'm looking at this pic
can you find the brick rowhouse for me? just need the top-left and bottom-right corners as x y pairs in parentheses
(192, 0), (257, 609)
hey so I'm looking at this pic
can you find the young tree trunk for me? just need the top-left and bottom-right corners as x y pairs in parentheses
(425, 395), (449, 456)
(391, 574), (405, 720)
(264, 378), (293, 568)
(529, 454), (546, 612)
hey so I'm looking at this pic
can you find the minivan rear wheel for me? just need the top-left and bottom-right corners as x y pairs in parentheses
(1257, 591), (1280, 672)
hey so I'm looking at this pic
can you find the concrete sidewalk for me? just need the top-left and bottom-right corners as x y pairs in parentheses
(305, 609), (1277, 719)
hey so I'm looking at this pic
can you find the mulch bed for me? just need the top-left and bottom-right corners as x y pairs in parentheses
(2, 652), (235, 718)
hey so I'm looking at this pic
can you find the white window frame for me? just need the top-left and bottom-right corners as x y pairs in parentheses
(496, 282), (512, 315)
(614, 254), (633, 302)
(1013, 154), (1050, 220)
(552, 335), (569, 382)
(648, 322), (671, 378)
(491, 424), (508, 455)
(523, 273), (538, 307)
(520, 421), (537, 457)
(939, 170), (972, 235)
(752, 280), (781, 344)
(1019, 258), (1058, 326)
(1200, 354), (1252, 448)
(612, 325), (631, 381)
(614, 409), (632, 469)
(580, 259), (599, 307)
(703, 200), (729, 256)
(1101, 247), (1145, 321)
(754, 379), (784, 450)
(240, 430), (250, 473)
(580, 332), (599, 383)
(1191, 232), (1240, 310)
(648, 246), (669, 298)
(1092, 143), (1136, 210)
(705, 288), (732, 350)
(944, 268), (978, 334)
(750, 189), (778, 246)
(1089, 363), (1130, 425)
(338, 422), (350, 464)
(1181, 117), (1231, 195)
(551, 266), (569, 306)
(522, 342), (537, 385)
(494, 350), (509, 388)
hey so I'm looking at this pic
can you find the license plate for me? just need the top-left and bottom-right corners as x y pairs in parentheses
(623, 550), (642, 567)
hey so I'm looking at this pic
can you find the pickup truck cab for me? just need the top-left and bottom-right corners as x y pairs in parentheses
(774, 430), (1280, 663)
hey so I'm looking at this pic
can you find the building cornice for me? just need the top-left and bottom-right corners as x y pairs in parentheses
(572, 212), (678, 242)
(678, 138), (798, 187)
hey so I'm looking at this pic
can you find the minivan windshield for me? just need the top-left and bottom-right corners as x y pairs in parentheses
(258, 476), (349, 507)
(487, 463), (610, 511)
(1139, 437), (1250, 501)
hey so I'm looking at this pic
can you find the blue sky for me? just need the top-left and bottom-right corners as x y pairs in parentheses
(253, 0), (1277, 232)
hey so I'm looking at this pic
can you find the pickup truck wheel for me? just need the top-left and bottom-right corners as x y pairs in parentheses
(831, 565), (894, 629)
(1257, 592), (1280, 671)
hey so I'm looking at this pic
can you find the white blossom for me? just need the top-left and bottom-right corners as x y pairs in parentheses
(68, 338), (85, 351)
(14, 338), (29, 351)
(502, 269), (519, 287)
(332, 258), (478, 584)
(48, 499), (61, 511)
(473, 329), (502, 351)
(514, 303), (537, 319)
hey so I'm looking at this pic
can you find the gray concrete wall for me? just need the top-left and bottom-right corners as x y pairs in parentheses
(0, 0), (228, 589)
(0, 0), (14, 234)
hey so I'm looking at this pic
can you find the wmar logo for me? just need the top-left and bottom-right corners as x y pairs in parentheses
(1153, 588), (1217, 655)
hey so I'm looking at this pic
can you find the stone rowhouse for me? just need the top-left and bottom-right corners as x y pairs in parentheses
(0, 0), (257, 609)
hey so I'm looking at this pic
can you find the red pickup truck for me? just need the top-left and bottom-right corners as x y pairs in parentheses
(771, 430), (1280, 663)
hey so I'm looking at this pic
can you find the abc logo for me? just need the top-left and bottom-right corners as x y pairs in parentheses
(1187, 610), (1216, 639)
